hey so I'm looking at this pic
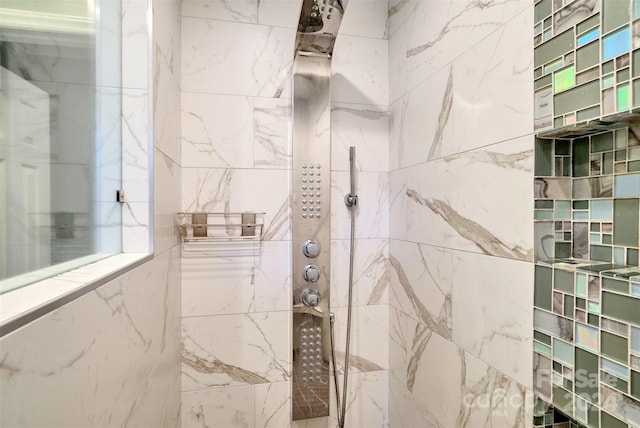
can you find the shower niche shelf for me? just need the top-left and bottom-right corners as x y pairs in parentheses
(176, 212), (265, 243)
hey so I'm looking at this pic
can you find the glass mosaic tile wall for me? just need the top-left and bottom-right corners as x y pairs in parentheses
(534, 0), (640, 133)
(533, 2), (640, 424)
(533, 123), (640, 427)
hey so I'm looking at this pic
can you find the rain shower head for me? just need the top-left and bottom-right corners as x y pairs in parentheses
(295, 0), (349, 57)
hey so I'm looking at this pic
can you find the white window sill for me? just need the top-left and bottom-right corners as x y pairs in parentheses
(0, 253), (152, 336)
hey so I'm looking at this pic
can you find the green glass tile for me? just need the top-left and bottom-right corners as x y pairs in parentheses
(564, 295), (575, 317)
(613, 199), (640, 247)
(631, 147), (640, 160)
(575, 347), (599, 403)
(543, 17), (551, 29)
(545, 58), (565, 75)
(616, 149), (627, 161)
(535, 330), (552, 345)
(617, 83), (631, 110)
(591, 245), (613, 262)
(552, 385), (573, 416)
(576, 41), (601, 72)
(590, 200), (613, 220)
(577, 105), (601, 121)
(555, 66), (576, 92)
(602, 291), (640, 325)
(534, 0), (552, 23)
(555, 80), (600, 116)
(554, 116), (564, 128)
(556, 140), (571, 155)
(603, 234), (613, 244)
(629, 160), (640, 171)
(603, 0), (630, 34)
(556, 242), (572, 258)
(602, 330), (629, 364)
(535, 200), (554, 209)
(577, 273), (588, 297)
(535, 340), (552, 356)
(618, 68), (630, 82)
(603, 26), (631, 61)
(592, 132), (614, 152)
(591, 223), (601, 232)
(634, 51), (640, 78)
(555, 200), (571, 219)
(602, 356), (630, 379)
(603, 277), (629, 293)
(534, 67), (543, 79)
(535, 138), (554, 176)
(574, 200), (589, 209)
(632, 370), (640, 399)
(616, 129), (628, 149)
(588, 313), (599, 326)
(601, 371), (629, 393)
(587, 402), (600, 427)
(535, 29), (575, 68)
(577, 297), (587, 309)
(555, 269), (575, 293)
(634, 79), (640, 108)
(535, 74), (553, 90)
(573, 137), (591, 177)
(615, 173), (640, 197)
(588, 301), (601, 314)
(553, 360), (562, 373)
(604, 151), (615, 174)
(563, 158), (571, 176)
(577, 14), (600, 35)
(535, 265), (554, 311)
(629, 248), (639, 266)
(536, 210), (554, 220)
(603, 73), (616, 88)
(614, 246), (626, 264)
(604, 60), (616, 75)
(591, 232), (600, 243)
(601, 411), (627, 428)
(554, 338), (574, 367)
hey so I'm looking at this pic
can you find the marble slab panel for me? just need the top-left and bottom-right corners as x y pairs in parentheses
(451, 250), (534, 388)
(254, 241), (292, 313)
(255, 381), (292, 427)
(154, 149), (181, 255)
(182, 0), (258, 23)
(331, 103), (389, 173)
(389, 0), (531, 102)
(254, 97), (292, 169)
(154, 0), (182, 81)
(181, 168), (291, 240)
(181, 93), (254, 168)
(388, 240), (453, 339)
(330, 238), (388, 307)
(122, 0), (149, 90)
(181, 311), (291, 390)
(389, 170), (408, 241)
(402, 135), (534, 260)
(331, 34), (389, 106)
(331, 305), (389, 374)
(330, 171), (388, 240)
(122, 88), (151, 203)
(0, 253), (175, 427)
(182, 384), (255, 428)
(331, 370), (389, 428)
(258, 0), (303, 28)
(154, 49), (181, 164)
(182, 17), (293, 98)
(391, 11), (533, 164)
(339, 0), (389, 40)
(122, 201), (151, 253)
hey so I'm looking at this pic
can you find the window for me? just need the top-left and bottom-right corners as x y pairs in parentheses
(0, 0), (124, 294)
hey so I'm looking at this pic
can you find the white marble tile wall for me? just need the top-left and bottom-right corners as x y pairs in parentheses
(180, 0), (389, 425)
(0, 2), (183, 426)
(388, 0), (536, 426)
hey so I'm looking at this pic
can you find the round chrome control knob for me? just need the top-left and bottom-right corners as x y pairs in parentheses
(303, 264), (320, 282)
(301, 287), (321, 307)
(303, 240), (320, 258)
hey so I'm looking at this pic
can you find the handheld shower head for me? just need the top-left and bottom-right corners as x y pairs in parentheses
(295, 0), (349, 57)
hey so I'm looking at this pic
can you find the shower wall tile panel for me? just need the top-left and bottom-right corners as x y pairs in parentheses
(0, 248), (182, 427)
(388, 0), (535, 426)
(392, 135), (534, 261)
(180, 0), (390, 426)
(390, 9), (533, 170)
(0, 2), (183, 426)
(388, 0), (531, 103)
(182, 17), (294, 98)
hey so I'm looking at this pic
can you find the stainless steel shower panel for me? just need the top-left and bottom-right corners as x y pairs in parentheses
(295, 0), (348, 57)
(292, 54), (332, 421)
